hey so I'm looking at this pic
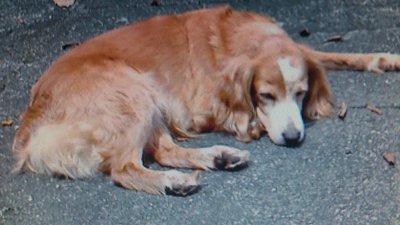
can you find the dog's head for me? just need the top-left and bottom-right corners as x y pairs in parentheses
(251, 44), (333, 145)
(223, 43), (333, 146)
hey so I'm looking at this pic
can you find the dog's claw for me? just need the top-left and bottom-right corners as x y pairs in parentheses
(214, 152), (249, 171)
(165, 184), (201, 197)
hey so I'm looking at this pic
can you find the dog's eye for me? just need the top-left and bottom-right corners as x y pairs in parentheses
(259, 93), (276, 101)
(295, 90), (307, 98)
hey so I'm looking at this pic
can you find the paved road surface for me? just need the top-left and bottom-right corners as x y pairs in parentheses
(0, 0), (399, 224)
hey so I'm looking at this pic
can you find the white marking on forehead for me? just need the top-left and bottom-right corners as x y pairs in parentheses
(277, 57), (303, 83)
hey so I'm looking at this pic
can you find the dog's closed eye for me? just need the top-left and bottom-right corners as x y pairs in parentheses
(259, 93), (276, 102)
(295, 90), (307, 99)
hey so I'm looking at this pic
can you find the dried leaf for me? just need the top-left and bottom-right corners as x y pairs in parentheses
(299, 29), (311, 37)
(366, 103), (383, 115)
(1, 118), (13, 126)
(15, 16), (25, 24)
(62, 42), (80, 50)
(326, 35), (343, 42)
(383, 152), (398, 166)
(337, 102), (348, 119)
(54, 0), (75, 8)
(151, 0), (161, 6)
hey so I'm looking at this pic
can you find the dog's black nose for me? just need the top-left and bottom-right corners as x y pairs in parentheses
(282, 130), (301, 146)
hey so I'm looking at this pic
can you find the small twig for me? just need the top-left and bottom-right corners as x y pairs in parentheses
(326, 35), (343, 42)
(366, 103), (383, 115)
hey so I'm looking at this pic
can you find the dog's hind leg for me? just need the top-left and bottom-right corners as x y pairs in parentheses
(298, 44), (400, 73)
(110, 156), (201, 196)
(150, 133), (250, 171)
(100, 126), (201, 196)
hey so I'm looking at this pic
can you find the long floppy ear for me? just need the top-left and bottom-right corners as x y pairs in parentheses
(219, 57), (255, 113)
(302, 54), (335, 120)
(217, 57), (257, 142)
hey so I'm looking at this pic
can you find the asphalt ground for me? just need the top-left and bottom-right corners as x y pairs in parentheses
(0, 0), (399, 224)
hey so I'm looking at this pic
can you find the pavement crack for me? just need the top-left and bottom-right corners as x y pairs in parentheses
(0, 75), (8, 95)
(0, 69), (17, 96)
(345, 104), (400, 110)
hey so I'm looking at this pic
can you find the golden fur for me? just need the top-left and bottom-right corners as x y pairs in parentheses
(12, 6), (400, 195)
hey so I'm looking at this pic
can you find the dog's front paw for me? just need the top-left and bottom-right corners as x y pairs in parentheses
(213, 146), (250, 171)
(247, 119), (264, 140)
(164, 170), (201, 196)
(367, 53), (400, 73)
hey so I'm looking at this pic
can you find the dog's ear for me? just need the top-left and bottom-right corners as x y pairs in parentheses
(302, 54), (334, 119)
(219, 57), (255, 113)
(218, 58), (257, 142)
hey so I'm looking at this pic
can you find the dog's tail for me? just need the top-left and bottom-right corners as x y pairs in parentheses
(298, 44), (400, 73)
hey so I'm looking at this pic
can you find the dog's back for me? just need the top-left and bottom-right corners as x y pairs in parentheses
(12, 6), (252, 196)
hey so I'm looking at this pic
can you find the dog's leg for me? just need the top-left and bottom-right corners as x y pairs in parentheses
(151, 133), (250, 170)
(105, 120), (203, 196)
(110, 158), (201, 196)
(298, 45), (400, 73)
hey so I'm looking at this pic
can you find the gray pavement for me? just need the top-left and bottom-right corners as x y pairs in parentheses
(1, 0), (399, 224)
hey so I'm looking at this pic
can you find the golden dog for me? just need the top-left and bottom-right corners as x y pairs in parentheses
(12, 6), (400, 195)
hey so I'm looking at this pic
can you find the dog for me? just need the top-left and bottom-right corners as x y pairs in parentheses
(12, 6), (400, 196)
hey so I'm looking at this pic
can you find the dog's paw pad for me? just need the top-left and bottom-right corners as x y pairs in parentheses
(165, 184), (201, 196)
(214, 151), (249, 171)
